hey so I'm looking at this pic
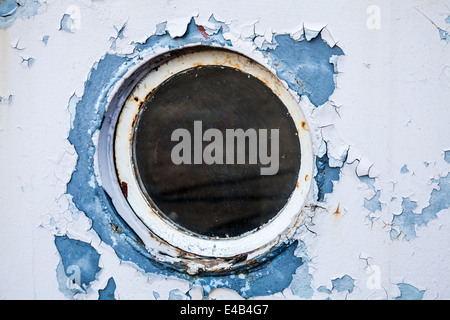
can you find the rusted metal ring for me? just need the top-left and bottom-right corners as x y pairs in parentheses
(99, 46), (313, 275)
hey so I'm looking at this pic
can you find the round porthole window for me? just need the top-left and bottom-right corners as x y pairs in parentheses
(99, 46), (313, 274)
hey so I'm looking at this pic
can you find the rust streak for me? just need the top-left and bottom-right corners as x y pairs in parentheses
(301, 121), (307, 130)
(109, 222), (119, 233)
(121, 181), (128, 198)
(334, 203), (341, 215)
(196, 25), (210, 40)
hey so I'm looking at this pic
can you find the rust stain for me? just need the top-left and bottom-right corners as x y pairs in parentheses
(334, 203), (341, 215)
(215, 55), (242, 70)
(258, 76), (270, 87)
(142, 88), (155, 105)
(135, 237), (144, 246)
(296, 181), (300, 188)
(130, 112), (138, 134)
(196, 25), (211, 40)
(109, 222), (120, 233)
(294, 77), (303, 88)
(305, 174), (309, 182)
(120, 181), (128, 198)
(301, 121), (307, 130)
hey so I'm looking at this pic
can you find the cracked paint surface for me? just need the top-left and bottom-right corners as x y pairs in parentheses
(0, 0), (41, 29)
(64, 16), (325, 298)
(391, 170), (450, 241)
(1, 0), (450, 300)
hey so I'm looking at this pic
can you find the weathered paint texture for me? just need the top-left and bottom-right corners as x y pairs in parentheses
(64, 17), (325, 298)
(1, 0), (450, 300)
(0, 0), (41, 29)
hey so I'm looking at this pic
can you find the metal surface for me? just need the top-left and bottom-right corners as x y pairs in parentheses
(99, 46), (313, 274)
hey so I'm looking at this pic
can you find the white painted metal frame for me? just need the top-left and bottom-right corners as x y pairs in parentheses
(113, 49), (313, 259)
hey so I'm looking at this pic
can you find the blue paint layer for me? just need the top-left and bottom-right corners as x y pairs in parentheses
(289, 241), (314, 299)
(317, 285), (332, 294)
(395, 283), (425, 300)
(42, 35), (49, 45)
(0, 0), (18, 17)
(315, 153), (341, 202)
(110, 23), (127, 50)
(439, 29), (450, 43)
(331, 274), (355, 293)
(0, 0), (40, 29)
(392, 172), (450, 240)
(364, 190), (382, 213)
(441, 16), (450, 43)
(391, 198), (420, 241)
(444, 150), (450, 163)
(133, 18), (231, 53)
(54, 236), (101, 288)
(400, 164), (409, 174)
(421, 172), (450, 220)
(259, 34), (344, 106)
(98, 277), (116, 300)
(59, 13), (73, 33)
(195, 241), (303, 298)
(359, 175), (376, 191)
(168, 289), (184, 300)
(0, 94), (13, 104)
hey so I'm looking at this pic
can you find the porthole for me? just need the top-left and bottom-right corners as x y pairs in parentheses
(99, 46), (313, 274)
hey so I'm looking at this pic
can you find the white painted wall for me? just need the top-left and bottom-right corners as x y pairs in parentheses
(1, 0), (449, 299)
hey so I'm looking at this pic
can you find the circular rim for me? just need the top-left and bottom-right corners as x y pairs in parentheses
(113, 47), (313, 259)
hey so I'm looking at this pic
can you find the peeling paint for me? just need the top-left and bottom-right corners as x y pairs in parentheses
(41, 35), (49, 45)
(62, 16), (327, 298)
(331, 275), (355, 294)
(109, 23), (127, 51)
(193, 242), (303, 299)
(98, 277), (116, 300)
(400, 164), (409, 174)
(0, 0), (40, 29)
(395, 283), (425, 300)
(364, 190), (382, 213)
(392, 168), (450, 241)
(59, 14), (73, 33)
(315, 153), (342, 202)
(3, 1), (450, 300)
(54, 236), (101, 295)
(289, 241), (313, 299)
(20, 55), (34, 68)
(444, 150), (450, 163)
(258, 33), (344, 107)
(0, 93), (12, 104)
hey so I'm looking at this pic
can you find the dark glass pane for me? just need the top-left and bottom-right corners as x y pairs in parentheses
(133, 65), (300, 237)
